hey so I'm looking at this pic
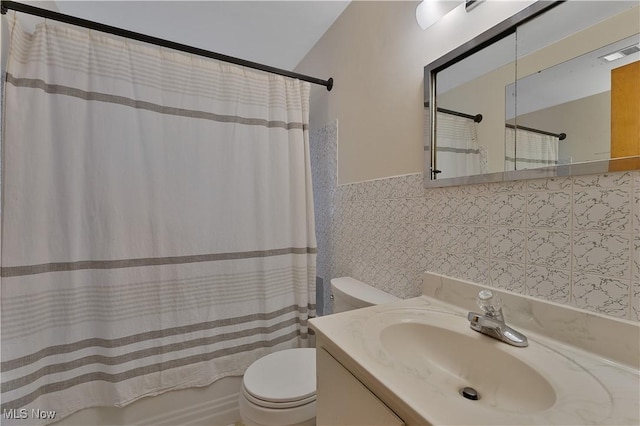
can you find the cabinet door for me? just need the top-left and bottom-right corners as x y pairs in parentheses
(316, 348), (404, 426)
(611, 60), (640, 158)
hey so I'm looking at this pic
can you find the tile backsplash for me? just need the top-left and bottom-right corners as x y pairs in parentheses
(310, 121), (640, 321)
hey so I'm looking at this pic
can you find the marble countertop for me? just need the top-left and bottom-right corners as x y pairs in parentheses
(310, 275), (640, 425)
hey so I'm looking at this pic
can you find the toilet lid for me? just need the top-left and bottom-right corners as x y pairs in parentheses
(243, 348), (316, 404)
(331, 277), (400, 306)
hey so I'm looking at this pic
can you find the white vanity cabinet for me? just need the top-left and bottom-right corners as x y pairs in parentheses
(310, 275), (640, 426)
(316, 346), (404, 426)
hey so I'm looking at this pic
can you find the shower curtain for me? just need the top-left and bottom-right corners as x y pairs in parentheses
(435, 112), (486, 179)
(504, 126), (559, 170)
(1, 14), (316, 424)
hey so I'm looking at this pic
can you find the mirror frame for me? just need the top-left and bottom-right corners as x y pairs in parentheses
(424, 0), (640, 188)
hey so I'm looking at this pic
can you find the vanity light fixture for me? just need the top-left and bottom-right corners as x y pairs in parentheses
(415, 0), (460, 30)
(465, 0), (485, 12)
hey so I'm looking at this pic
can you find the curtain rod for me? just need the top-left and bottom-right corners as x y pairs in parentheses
(437, 107), (483, 123)
(424, 103), (483, 123)
(0, 0), (334, 91)
(506, 123), (566, 140)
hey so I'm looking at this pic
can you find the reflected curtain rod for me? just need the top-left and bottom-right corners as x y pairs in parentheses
(437, 107), (483, 123)
(0, 0), (334, 91)
(424, 102), (483, 123)
(506, 123), (566, 140)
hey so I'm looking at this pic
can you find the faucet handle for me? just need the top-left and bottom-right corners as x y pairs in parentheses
(477, 289), (502, 314)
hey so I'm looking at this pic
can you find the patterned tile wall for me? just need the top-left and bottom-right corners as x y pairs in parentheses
(310, 122), (640, 321)
(310, 122), (338, 313)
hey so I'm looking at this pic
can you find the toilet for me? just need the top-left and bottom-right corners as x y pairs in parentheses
(238, 277), (399, 426)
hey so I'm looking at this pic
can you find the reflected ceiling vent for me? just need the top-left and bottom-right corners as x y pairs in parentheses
(599, 44), (640, 62)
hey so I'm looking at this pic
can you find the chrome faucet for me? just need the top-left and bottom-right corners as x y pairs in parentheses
(467, 289), (528, 347)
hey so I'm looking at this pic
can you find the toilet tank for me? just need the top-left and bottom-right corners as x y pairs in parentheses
(330, 277), (399, 313)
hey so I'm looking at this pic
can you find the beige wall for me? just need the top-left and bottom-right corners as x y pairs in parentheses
(438, 62), (516, 174)
(515, 92), (612, 163)
(295, 0), (536, 184)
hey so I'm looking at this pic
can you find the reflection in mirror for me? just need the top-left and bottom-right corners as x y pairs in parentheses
(510, 1), (640, 171)
(435, 34), (516, 179)
(425, 1), (640, 186)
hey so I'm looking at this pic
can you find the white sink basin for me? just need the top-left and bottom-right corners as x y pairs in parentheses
(364, 308), (611, 418)
(379, 320), (556, 412)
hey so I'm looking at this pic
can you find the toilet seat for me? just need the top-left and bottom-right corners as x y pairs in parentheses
(242, 384), (316, 409)
(242, 348), (316, 409)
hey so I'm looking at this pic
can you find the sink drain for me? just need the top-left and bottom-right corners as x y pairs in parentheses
(460, 386), (479, 401)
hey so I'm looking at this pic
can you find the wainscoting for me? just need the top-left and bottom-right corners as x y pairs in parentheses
(310, 121), (640, 321)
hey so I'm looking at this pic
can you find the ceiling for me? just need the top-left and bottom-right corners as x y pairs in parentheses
(30, 1), (350, 71)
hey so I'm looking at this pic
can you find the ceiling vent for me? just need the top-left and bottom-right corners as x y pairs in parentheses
(600, 44), (640, 62)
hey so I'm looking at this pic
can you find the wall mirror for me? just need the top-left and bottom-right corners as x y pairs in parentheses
(424, 0), (640, 187)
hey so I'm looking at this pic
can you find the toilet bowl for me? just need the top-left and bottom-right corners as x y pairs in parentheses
(238, 277), (399, 426)
(239, 348), (316, 426)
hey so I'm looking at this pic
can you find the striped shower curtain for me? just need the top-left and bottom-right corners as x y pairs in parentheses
(1, 14), (316, 424)
(504, 127), (559, 170)
(435, 112), (486, 179)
